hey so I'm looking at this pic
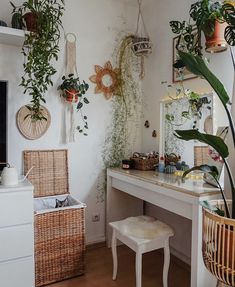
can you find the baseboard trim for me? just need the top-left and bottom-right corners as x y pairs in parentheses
(170, 247), (191, 270)
(86, 240), (106, 250)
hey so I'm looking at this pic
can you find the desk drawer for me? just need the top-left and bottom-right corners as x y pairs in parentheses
(0, 256), (35, 287)
(0, 224), (34, 262)
(0, 190), (33, 227)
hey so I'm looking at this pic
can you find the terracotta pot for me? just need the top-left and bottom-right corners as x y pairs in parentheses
(205, 21), (228, 53)
(65, 89), (79, 103)
(23, 12), (38, 33)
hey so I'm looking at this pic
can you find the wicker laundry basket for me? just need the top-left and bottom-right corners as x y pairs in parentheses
(24, 149), (85, 287)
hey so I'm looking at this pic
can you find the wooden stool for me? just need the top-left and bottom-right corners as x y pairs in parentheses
(109, 216), (174, 287)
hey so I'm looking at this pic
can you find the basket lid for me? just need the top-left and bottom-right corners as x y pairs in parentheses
(24, 149), (69, 197)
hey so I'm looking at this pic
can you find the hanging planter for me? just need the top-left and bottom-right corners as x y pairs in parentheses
(58, 74), (89, 105)
(205, 21), (228, 53)
(58, 33), (90, 140)
(132, 36), (152, 56)
(132, 0), (152, 56)
(64, 89), (79, 103)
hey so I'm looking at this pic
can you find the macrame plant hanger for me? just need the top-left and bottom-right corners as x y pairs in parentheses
(133, 0), (152, 78)
(64, 33), (79, 143)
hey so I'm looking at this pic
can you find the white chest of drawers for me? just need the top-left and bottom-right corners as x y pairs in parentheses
(0, 180), (35, 287)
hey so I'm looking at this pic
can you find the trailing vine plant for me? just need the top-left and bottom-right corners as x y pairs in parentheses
(96, 35), (143, 202)
(11, 0), (65, 120)
(103, 35), (143, 167)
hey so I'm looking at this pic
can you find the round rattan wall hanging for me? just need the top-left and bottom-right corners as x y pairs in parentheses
(17, 105), (51, 140)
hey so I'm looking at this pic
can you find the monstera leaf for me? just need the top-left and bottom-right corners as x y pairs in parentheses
(225, 25), (235, 46)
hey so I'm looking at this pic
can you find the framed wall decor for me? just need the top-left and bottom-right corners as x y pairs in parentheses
(172, 33), (198, 83)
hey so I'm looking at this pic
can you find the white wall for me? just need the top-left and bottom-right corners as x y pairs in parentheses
(1, 0), (234, 258)
(142, 0), (234, 262)
(0, 0), (138, 244)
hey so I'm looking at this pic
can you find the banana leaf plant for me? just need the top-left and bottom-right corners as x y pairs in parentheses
(173, 51), (235, 219)
(182, 164), (229, 217)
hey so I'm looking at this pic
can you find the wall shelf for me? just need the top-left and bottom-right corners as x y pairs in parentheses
(0, 26), (25, 46)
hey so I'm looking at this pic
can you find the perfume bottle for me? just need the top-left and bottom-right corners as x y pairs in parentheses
(158, 156), (165, 173)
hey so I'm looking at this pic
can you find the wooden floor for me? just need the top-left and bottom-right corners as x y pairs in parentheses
(48, 245), (190, 287)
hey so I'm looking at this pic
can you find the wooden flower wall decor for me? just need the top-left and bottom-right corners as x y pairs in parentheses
(89, 61), (119, 100)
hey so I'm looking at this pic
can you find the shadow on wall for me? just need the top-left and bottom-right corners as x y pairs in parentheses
(146, 203), (192, 264)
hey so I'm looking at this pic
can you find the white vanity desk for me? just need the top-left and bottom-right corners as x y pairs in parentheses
(106, 168), (220, 287)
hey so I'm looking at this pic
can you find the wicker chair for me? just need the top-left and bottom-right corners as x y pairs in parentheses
(24, 149), (85, 287)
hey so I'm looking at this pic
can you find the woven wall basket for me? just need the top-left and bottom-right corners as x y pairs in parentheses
(17, 105), (51, 140)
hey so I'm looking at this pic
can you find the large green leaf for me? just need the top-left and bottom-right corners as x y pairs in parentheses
(178, 51), (230, 106)
(200, 200), (225, 217)
(183, 164), (230, 218)
(182, 164), (219, 179)
(174, 129), (229, 158)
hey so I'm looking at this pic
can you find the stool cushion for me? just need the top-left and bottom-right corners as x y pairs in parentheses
(110, 216), (174, 239)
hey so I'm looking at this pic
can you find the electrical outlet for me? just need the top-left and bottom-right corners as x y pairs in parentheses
(92, 214), (100, 222)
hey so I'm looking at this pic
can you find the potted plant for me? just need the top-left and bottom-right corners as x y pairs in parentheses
(58, 74), (90, 135)
(10, 0), (65, 121)
(58, 74), (89, 104)
(170, 2), (235, 286)
(170, 0), (235, 54)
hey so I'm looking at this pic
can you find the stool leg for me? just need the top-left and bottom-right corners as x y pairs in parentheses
(163, 238), (170, 287)
(136, 250), (142, 287)
(111, 230), (118, 280)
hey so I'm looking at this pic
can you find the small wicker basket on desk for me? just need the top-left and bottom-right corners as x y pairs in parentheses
(131, 157), (158, 171)
(24, 149), (85, 287)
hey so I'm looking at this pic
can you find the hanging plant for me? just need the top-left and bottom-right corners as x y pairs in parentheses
(58, 74), (90, 135)
(10, 0), (65, 121)
(132, 0), (152, 56)
(95, 35), (143, 203)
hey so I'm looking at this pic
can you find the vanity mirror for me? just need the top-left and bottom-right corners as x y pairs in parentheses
(159, 93), (214, 168)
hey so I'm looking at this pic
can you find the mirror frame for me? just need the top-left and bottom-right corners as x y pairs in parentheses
(159, 93), (215, 164)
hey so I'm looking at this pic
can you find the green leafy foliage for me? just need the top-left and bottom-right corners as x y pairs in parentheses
(102, 35), (142, 169)
(58, 74), (90, 136)
(169, 1), (235, 219)
(182, 164), (219, 180)
(11, 0), (65, 120)
(183, 166), (230, 218)
(170, 1), (235, 56)
(178, 51), (230, 106)
(222, 3), (235, 46)
(174, 129), (229, 159)
(178, 51), (235, 146)
(200, 200), (225, 217)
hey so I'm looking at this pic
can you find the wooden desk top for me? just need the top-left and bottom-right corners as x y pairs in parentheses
(108, 168), (220, 198)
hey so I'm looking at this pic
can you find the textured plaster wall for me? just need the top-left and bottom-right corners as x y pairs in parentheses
(0, 0), (138, 244)
(142, 0), (234, 262)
